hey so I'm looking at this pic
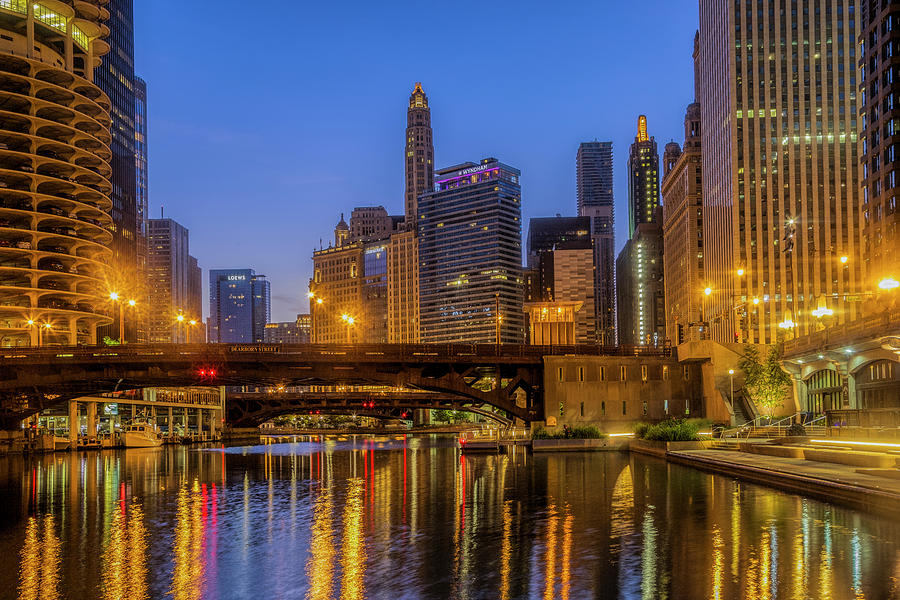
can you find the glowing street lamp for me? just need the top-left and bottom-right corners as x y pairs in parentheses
(108, 292), (135, 343)
(341, 313), (356, 344)
(728, 369), (735, 408)
(839, 256), (849, 264)
(26, 319), (51, 346)
(811, 306), (834, 318)
(878, 277), (899, 291)
(778, 319), (796, 330)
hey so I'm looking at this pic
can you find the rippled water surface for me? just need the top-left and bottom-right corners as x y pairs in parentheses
(0, 435), (898, 599)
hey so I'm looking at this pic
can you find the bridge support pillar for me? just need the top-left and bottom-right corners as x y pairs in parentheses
(86, 402), (96, 439)
(167, 407), (173, 436)
(209, 409), (218, 438)
(413, 409), (431, 427)
(68, 400), (78, 450)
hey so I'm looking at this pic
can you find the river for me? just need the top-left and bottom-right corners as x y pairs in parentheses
(0, 435), (897, 599)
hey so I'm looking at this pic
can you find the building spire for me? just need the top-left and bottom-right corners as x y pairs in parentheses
(637, 115), (649, 143)
(404, 83), (434, 225)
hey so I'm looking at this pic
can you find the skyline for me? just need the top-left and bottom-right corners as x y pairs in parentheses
(133, 1), (698, 321)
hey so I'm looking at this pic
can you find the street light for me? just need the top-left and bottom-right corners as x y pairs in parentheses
(108, 292), (136, 343)
(341, 313), (356, 344)
(839, 256), (849, 264)
(26, 319), (51, 347)
(878, 277), (899, 291)
(728, 369), (735, 409)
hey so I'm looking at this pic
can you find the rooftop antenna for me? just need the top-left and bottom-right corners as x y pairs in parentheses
(160, 206), (164, 218)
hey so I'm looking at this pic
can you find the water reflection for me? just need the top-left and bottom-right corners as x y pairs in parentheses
(101, 500), (148, 600)
(0, 438), (897, 599)
(18, 514), (60, 600)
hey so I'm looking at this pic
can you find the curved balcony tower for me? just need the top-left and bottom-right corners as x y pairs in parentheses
(0, 0), (114, 346)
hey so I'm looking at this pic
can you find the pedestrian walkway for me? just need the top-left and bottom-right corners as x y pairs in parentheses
(667, 448), (900, 517)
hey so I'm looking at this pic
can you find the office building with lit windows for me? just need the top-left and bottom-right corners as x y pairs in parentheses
(310, 217), (389, 344)
(577, 141), (616, 344)
(147, 219), (201, 343)
(781, 1), (900, 411)
(0, 0), (115, 346)
(418, 158), (524, 343)
(134, 76), (148, 340)
(616, 117), (665, 347)
(663, 34), (705, 345)
(698, 0), (864, 346)
(208, 269), (269, 343)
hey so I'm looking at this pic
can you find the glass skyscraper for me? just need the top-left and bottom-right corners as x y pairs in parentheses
(576, 141), (615, 344)
(208, 269), (270, 343)
(417, 158), (524, 343)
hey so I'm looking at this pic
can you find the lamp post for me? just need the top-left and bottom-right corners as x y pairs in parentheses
(109, 292), (136, 343)
(27, 319), (51, 347)
(341, 313), (356, 344)
(728, 369), (734, 407)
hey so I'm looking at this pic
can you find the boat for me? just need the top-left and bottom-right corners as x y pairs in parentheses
(53, 436), (70, 451)
(121, 424), (162, 448)
(98, 432), (120, 448)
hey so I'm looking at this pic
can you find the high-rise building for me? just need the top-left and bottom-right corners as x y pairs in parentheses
(310, 218), (389, 344)
(134, 77), (149, 342)
(0, 1), (114, 346)
(616, 117), (665, 347)
(616, 210), (666, 347)
(576, 141), (616, 344)
(188, 255), (202, 337)
(524, 246), (597, 344)
(350, 206), (395, 241)
(208, 269), (270, 343)
(387, 229), (420, 342)
(404, 83), (434, 225)
(264, 320), (308, 344)
(96, 0), (141, 343)
(663, 35), (705, 346)
(699, 0), (862, 344)
(296, 314), (312, 342)
(627, 116), (660, 236)
(526, 216), (592, 267)
(418, 158), (524, 343)
(147, 219), (201, 343)
(860, 3), (899, 305)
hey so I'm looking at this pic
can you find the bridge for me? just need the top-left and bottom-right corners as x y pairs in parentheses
(227, 390), (514, 427)
(0, 342), (670, 427)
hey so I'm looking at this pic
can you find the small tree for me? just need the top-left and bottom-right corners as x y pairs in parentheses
(433, 409), (452, 423)
(738, 343), (792, 416)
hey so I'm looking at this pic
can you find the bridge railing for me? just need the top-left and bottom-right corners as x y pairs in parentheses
(1, 342), (673, 362)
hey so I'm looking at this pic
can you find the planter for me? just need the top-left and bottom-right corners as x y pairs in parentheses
(532, 438), (609, 452)
(630, 438), (707, 458)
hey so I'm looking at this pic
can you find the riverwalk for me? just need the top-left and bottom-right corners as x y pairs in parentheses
(667, 447), (900, 517)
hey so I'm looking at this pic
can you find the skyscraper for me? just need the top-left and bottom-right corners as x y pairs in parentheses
(576, 141), (615, 344)
(627, 116), (660, 235)
(0, 1), (114, 346)
(699, 0), (862, 344)
(147, 219), (201, 343)
(418, 158), (524, 343)
(662, 34), (705, 345)
(524, 217), (597, 345)
(208, 270), (270, 343)
(404, 83), (434, 225)
(134, 77), (149, 342)
(95, 0), (140, 343)
(616, 117), (665, 346)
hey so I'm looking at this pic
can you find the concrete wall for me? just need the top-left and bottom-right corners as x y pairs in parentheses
(541, 355), (704, 433)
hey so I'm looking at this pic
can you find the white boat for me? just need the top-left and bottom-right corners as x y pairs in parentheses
(121, 424), (162, 448)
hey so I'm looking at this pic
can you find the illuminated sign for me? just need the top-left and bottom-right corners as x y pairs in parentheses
(456, 164), (494, 177)
(103, 403), (118, 416)
(227, 275), (246, 281)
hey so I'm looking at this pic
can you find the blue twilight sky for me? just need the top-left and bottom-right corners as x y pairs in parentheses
(133, 1), (699, 322)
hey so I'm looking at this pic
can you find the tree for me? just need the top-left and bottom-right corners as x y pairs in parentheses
(738, 343), (792, 416)
(433, 409), (452, 423)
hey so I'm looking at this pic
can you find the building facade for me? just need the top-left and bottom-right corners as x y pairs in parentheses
(576, 141), (616, 344)
(134, 76), (148, 342)
(781, 1), (900, 412)
(95, 0), (141, 344)
(698, 0), (863, 345)
(0, 0), (114, 346)
(264, 320), (309, 344)
(387, 229), (420, 342)
(350, 206), (394, 241)
(310, 226), (390, 344)
(617, 117), (665, 347)
(616, 213), (666, 347)
(404, 83), (434, 226)
(418, 158), (524, 343)
(208, 269), (269, 343)
(663, 47), (705, 346)
(147, 219), (201, 343)
(627, 116), (660, 237)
